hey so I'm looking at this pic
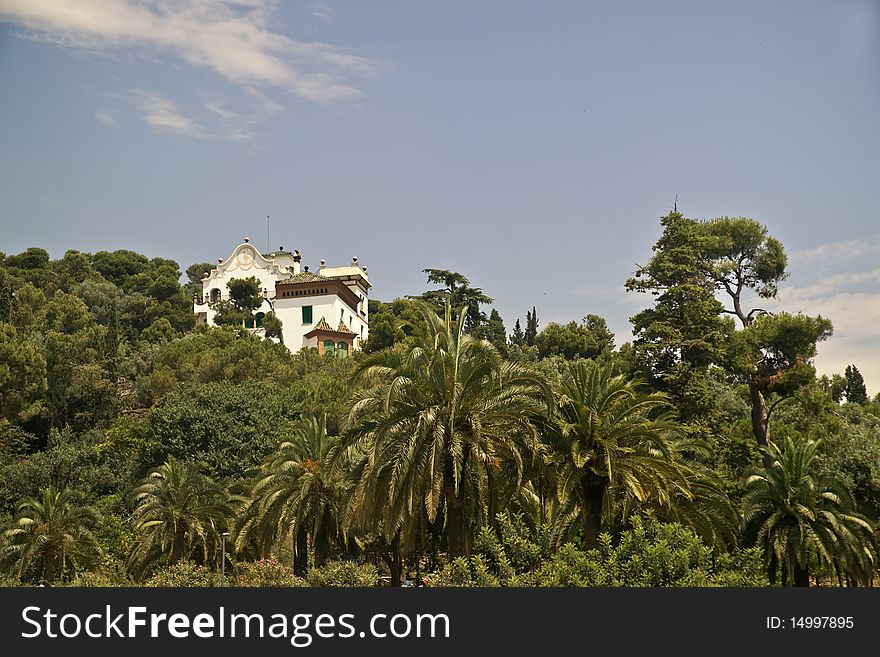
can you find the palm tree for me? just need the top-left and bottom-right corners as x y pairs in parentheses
(343, 301), (552, 558)
(237, 414), (349, 573)
(128, 456), (236, 579)
(742, 434), (877, 586)
(547, 361), (693, 548)
(1, 487), (102, 584)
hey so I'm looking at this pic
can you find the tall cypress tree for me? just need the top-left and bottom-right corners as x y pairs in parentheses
(524, 306), (538, 346)
(844, 365), (868, 404)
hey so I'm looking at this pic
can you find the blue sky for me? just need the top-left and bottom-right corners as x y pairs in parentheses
(1, 1), (878, 393)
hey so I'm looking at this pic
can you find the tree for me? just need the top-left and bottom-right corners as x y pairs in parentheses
(547, 362), (692, 548)
(237, 414), (348, 574)
(262, 311), (283, 343)
(510, 319), (525, 347)
(344, 301), (552, 557)
(534, 315), (615, 361)
(416, 269), (493, 333)
(742, 435), (877, 586)
(128, 457), (236, 580)
(227, 277), (263, 314)
(628, 213), (830, 458)
(844, 365), (868, 405)
(478, 309), (508, 357)
(185, 262), (214, 286)
(524, 307), (538, 346)
(1, 486), (102, 584)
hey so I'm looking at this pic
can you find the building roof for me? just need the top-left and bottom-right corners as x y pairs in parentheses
(336, 320), (357, 335)
(312, 316), (334, 332)
(283, 271), (326, 284)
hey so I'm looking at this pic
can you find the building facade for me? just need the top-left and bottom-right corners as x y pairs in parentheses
(193, 239), (370, 355)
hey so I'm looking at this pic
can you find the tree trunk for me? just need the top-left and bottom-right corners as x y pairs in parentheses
(43, 553), (57, 585)
(748, 381), (773, 468)
(314, 523), (330, 568)
(794, 563), (810, 587)
(582, 478), (606, 550)
(390, 532), (402, 587)
(293, 526), (308, 577)
(170, 523), (186, 565)
(444, 457), (468, 557)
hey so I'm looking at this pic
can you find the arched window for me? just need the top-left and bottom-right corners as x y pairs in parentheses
(255, 312), (265, 328)
(324, 339), (336, 356)
(244, 316), (255, 329)
(209, 288), (221, 304)
(336, 341), (349, 358)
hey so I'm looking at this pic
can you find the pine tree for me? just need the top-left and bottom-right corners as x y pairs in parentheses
(510, 319), (525, 347)
(482, 309), (508, 357)
(844, 365), (868, 404)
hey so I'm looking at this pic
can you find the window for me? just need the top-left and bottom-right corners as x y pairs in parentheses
(337, 341), (349, 358)
(209, 288), (221, 304)
(244, 316), (255, 329)
(324, 339), (336, 356)
(302, 305), (313, 324)
(255, 312), (265, 328)
(340, 308), (345, 322)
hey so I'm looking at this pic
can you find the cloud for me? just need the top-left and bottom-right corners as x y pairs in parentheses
(93, 110), (116, 126)
(134, 91), (208, 138)
(0, 0), (378, 105)
(791, 235), (880, 266)
(762, 271), (880, 396)
(311, 1), (334, 20)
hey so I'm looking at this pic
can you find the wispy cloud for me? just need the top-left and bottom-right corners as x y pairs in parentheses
(134, 91), (208, 139)
(791, 235), (880, 265)
(0, 0), (378, 105)
(93, 110), (116, 126)
(311, 1), (335, 21)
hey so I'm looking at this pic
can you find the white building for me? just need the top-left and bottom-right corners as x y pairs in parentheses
(193, 239), (370, 356)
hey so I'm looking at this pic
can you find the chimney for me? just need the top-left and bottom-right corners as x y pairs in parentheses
(320, 259), (326, 269)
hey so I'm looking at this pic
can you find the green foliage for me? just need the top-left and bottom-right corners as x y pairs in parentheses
(344, 301), (552, 556)
(262, 311), (283, 340)
(742, 435), (877, 586)
(534, 314), (614, 361)
(237, 414), (348, 568)
(226, 277), (263, 313)
(232, 559), (309, 587)
(476, 308), (508, 357)
(416, 269), (493, 333)
(0, 428), (122, 516)
(307, 560), (378, 587)
(1, 486), (103, 584)
(128, 457), (236, 580)
(844, 365), (869, 405)
(428, 513), (766, 587)
(120, 381), (301, 481)
(144, 561), (218, 587)
(362, 298), (423, 353)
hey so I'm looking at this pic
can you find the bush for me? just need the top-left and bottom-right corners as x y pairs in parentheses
(144, 561), (217, 587)
(307, 561), (378, 587)
(67, 570), (133, 587)
(232, 559), (308, 587)
(427, 513), (768, 587)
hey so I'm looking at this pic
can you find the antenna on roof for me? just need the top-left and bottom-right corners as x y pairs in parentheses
(673, 195), (678, 212)
(266, 211), (270, 254)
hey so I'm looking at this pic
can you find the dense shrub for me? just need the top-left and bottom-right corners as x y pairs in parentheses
(144, 561), (218, 587)
(427, 513), (768, 587)
(232, 559), (308, 587)
(307, 561), (378, 587)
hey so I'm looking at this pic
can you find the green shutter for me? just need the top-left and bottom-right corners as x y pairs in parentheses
(337, 341), (349, 358)
(303, 305), (313, 324)
(255, 312), (265, 328)
(324, 339), (335, 356)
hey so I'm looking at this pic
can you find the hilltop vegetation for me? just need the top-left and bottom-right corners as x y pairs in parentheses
(2, 213), (879, 587)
